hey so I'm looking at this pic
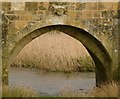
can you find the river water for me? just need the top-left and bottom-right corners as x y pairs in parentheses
(9, 67), (95, 96)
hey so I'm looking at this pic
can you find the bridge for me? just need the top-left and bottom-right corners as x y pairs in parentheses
(2, 1), (119, 85)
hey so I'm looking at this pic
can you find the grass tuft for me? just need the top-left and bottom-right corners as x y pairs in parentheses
(60, 81), (119, 97)
(90, 81), (119, 97)
(2, 85), (39, 97)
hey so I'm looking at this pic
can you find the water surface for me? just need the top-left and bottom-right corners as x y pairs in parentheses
(9, 67), (95, 96)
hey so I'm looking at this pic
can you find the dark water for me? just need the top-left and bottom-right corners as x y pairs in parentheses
(9, 67), (95, 96)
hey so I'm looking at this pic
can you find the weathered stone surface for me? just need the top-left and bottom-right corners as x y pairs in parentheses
(101, 10), (118, 19)
(92, 11), (101, 18)
(98, 2), (118, 10)
(25, 2), (38, 14)
(11, 2), (25, 11)
(36, 10), (46, 15)
(67, 2), (76, 10)
(49, 2), (68, 6)
(38, 3), (46, 10)
(2, 13), (9, 85)
(15, 21), (27, 29)
(86, 2), (97, 10)
(8, 22), (19, 34)
(2, 2), (119, 85)
(67, 10), (76, 18)
(48, 3), (67, 16)
(19, 14), (33, 21)
(76, 2), (86, 10)
(118, 10), (120, 19)
(2, 2), (11, 11)
(38, 2), (49, 10)
(5, 14), (19, 21)
(76, 11), (82, 19)
(75, 19), (86, 29)
(82, 11), (93, 19)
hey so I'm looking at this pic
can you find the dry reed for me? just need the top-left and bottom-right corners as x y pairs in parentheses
(90, 81), (119, 97)
(60, 81), (119, 97)
(12, 31), (94, 72)
(2, 85), (39, 97)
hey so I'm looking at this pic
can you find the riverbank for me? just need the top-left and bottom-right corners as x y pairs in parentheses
(2, 67), (118, 97)
(11, 56), (95, 73)
(60, 81), (119, 97)
(9, 67), (95, 96)
(2, 81), (118, 97)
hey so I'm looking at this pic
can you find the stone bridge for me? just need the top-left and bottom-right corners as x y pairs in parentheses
(1, 1), (119, 85)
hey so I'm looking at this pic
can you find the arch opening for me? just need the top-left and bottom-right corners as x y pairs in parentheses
(11, 31), (94, 73)
(8, 24), (112, 85)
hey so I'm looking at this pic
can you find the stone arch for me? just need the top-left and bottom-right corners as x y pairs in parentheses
(8, 24), (112, 85)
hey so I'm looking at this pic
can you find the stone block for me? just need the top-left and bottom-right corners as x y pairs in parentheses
(50, 2), (68, 6)
(25, 2), (38, 14)
(5, 14), (19, 21)
(15, 21), (27, 29)
(118, 10), (120, 19)
(32, 14), (45, 21)
(75, 20), (86, 29)
(2, 2), (11, 11)
(3, 11), (14, 14)
(92, 11), (101, 18)
(86, 2), (97, 10)
(101, 10), (118, 19)
(36, 10), (46, 15)
(48, 3), (67, 15)
(65, 17), (75, 25)
(82, 11), (101, 19)
(118, 2), (120, 10)
(38, 2), (49, 10)
(11, 2), (25, 11)
(76, 11), (82, 20)
(98, 2), (118, 10)
(82, 11), (93, 19)
(6, 10), (27, 14)
(19, 14), (33, 21)
(67, 2), (76, 10)
(76, 2), (86, 10)
(8, 22), (19, 34)
(67, 10), (76, 18)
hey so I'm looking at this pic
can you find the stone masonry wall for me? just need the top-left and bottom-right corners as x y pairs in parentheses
(2, 2), (119, 53)
(1, 2), (119, 75)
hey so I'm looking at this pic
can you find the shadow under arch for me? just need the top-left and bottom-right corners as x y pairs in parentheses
(8, 24), (112, 86)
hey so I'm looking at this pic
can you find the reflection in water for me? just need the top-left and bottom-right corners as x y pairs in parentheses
(9, 67), (95, 96)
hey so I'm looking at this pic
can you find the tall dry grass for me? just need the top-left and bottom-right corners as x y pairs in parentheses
(89, 81), (119, 97)
(60, 86), (90, 97)
(60, 81), (119, 97)
(1, 82), (119, 97)
(2, 85), (39, 97)
(12, 31), (94, 72)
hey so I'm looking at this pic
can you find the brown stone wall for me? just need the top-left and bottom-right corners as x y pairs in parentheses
(2, 2), (119, 66)
(1, 2), (119, 53)
(2, 2), (118, 18)
(1, 1), (119, 84)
